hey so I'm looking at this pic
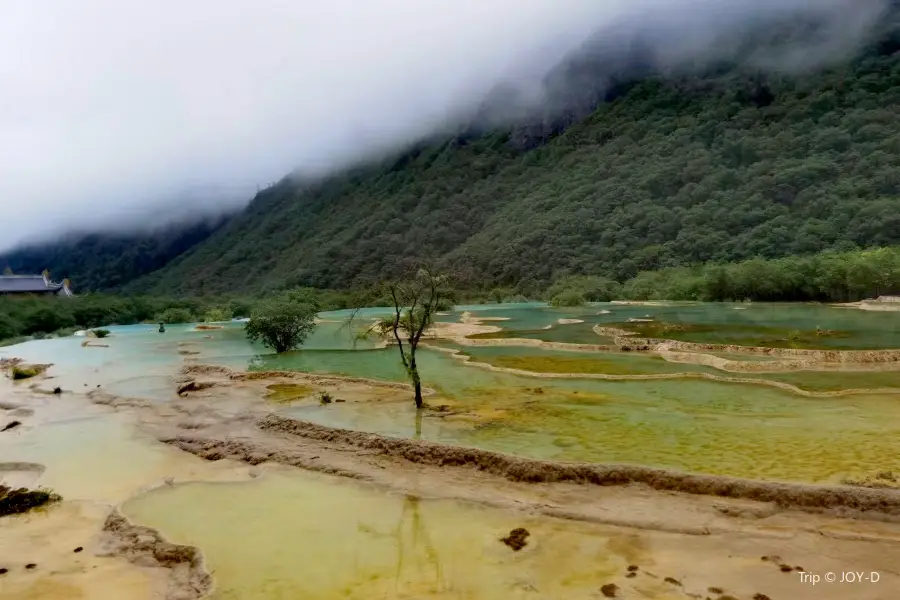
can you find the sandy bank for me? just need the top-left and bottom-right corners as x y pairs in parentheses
(835, 297), (900, 312)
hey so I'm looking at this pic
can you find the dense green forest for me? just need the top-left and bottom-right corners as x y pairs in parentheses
(128, 36), (900, 296)
(4, 21), (900, 295)
(552, 246), (900, 304)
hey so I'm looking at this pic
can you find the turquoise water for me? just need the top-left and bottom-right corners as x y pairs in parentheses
(453, 302), (900, 349)
(265, 346), (900, 482)
(4, 303), (900, 482)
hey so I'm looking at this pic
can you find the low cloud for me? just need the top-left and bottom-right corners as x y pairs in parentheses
(0, 0), (887, 251)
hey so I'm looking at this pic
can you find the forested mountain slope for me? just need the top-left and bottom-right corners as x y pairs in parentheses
(0, 217), (230, 291)
(130, 39), (900, 296)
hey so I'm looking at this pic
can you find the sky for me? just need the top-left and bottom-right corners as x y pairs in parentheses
(0, 0), (887, 251)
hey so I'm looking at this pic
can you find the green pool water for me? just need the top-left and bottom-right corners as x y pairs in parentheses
(4, 304), (900, 483)
(453, 302), (900, 349)
(285, 364), (900, 483)
(745, 370), (900, 392)
(121, 470), (649, 600)
(449, 345), (722, 376)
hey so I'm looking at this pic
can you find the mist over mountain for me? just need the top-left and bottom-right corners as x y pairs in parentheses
(1, 0), (888, 254)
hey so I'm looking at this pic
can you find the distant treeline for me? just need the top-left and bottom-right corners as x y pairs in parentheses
(2, 246), (898, 344)
(544, 246), (900, 305)
(0, 288), (406, 344)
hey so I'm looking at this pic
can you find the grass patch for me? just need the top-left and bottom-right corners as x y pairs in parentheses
(264, 383), (315, 403)
(0, 485), (62, 517)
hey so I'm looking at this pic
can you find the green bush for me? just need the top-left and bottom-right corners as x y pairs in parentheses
(549, 290), (586, 307)
(203, 307), (233, 323)
(156, 308), (195, 324)
(92, 328), (110, 338)
(547, 276), (622, 303)
(245, 299), (317, 353)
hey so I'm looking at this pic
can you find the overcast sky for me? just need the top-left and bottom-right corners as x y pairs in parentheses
(0, 0), (886, 251)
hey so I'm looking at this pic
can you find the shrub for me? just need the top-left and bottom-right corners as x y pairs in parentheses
(92, 329), (110, 338)
(203, 307), (233, 323)
(156, 308), (195, 324)
(549, 290), (586, 307)
(547, 276), (622, 303)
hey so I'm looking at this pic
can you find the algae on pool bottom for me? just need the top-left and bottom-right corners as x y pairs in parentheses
(5, 303), (900, 485)
(285, 376), (900, 483)
(118, 470), (732, 600)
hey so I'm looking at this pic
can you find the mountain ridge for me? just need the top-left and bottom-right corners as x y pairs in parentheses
(5, 12), (900, 295)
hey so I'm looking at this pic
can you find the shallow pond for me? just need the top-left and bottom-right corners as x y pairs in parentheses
(458, 302), (900, 349)
(122, 470), (660, 600)
(4, 303), (900, 483)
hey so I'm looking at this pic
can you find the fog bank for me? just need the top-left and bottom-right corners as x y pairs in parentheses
(0, 0), (888, 251)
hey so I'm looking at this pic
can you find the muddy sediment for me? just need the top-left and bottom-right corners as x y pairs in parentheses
(256, 414), (900, 519)
(101, 510), (212, 600)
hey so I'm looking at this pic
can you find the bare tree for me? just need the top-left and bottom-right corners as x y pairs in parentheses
(351, 267), (451, 409)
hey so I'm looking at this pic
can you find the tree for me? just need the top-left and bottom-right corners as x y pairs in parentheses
(245, 298), (317, 353)
(203, 307), (233, 323)
(354, 268), (451, 409)
(157, 308), (195, 324)
(549, 290), (586, 307)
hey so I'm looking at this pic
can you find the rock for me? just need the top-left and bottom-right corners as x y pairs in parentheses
(627, 565), (639, 572)
(2, 421), (21, 432)
(600, 583), (619, 597)
(74, 547), (83, 553)
(0, 568), (7, 574)
(52, 387), (62, 394)
(25, 563), (36, 569)
(664, 577), (682, 586)
(753, 594), (772, 600)
(708, 587), (724, 594)
(500, 527), (530, 551)
(176, 380), (216, 395)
